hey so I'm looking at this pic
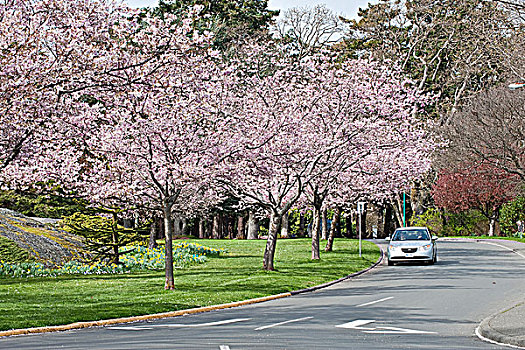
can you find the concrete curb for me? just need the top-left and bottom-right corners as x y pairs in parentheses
(0, 242), (384, 338)
(0, 293), (292, 338)
(476, 303), (525, 349)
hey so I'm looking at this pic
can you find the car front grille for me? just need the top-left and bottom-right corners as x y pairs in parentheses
(401, 248), (417, 253)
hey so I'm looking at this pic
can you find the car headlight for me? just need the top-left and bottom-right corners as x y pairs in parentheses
(420, 244), (432, 251)
(389, 244), (398, 250)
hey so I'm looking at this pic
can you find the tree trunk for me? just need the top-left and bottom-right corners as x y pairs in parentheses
(488, 207), (501, 237)
(298, 212), (306, 237)
(198, 218), (206, 239)
(181, 217), (189, 235)
(391, 195), (404, 228)
(384, 204), (394, 238)
(163, 204), (175, 290)
(212, 214), (220, 239)
(207, 220), (213, 239)
(227, 216), (235, 239)
(343, 211), (353, 238)
(311, 206), (321, 260)
(263, 211), (281, 270)
(281, 211), (289, 238)
(122, 217), (134, 228)
(325, 207), (340, 251)
(221, 214), (228, 239)
(237, 215), (245, 239)
(173, 215), (182, 236)
(488, 217), (496, 237)
(148, 215), (158, 249)
(247, 211), (258, 240)
(410, 181), (423, 217)
(321, 208), (328, 240)
(376, 203), (385, 238)
(111, 212), (119, 265)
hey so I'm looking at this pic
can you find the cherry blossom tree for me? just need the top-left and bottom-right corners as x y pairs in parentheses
(0, 0), (138, 170)
(1, 0), (225, 289)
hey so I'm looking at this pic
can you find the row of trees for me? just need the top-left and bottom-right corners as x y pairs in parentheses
(0, 0), (437, 289)
(2, 0), (523, 289)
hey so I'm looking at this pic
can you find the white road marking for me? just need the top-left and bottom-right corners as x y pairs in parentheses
(364, 326), (437, 334)
(108, 326), (152, 331)
(480, 241), (525, 259)
(335, 320), (376, 330)
(254, 316), (313, 331)
(336, 320), (437, 335)
(151, 318), (251, 328)
(219, 346), (231, 350)
(357, 297), (394, 307)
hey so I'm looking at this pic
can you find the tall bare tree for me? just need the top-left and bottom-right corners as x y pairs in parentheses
(274, 5), (346, 58)
(439, 86), (525, 182)
(344, 0), (512, 124)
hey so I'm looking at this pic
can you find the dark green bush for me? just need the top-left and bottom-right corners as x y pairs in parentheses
(411, 208), (487, 236)
(0, 190), (86, 218)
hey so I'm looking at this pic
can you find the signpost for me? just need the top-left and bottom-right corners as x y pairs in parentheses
(403, 193), (406, 227)
(357, 201), (366, 258)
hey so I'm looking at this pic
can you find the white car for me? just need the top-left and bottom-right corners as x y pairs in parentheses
(387, 227), (437, 266)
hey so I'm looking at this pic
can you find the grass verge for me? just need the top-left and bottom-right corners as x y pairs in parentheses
(448, 236), (525, 243)
(0, 238), (379, 331)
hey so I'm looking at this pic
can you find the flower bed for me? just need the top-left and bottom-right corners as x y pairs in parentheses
(0, 241), (224, 278)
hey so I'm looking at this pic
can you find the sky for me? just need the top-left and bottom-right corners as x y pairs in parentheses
(124, 0), (374, 20)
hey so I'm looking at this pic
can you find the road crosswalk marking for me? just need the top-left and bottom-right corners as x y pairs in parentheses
(108, 326), (153, 331)
(357, 297), (394, 307)
(151, 318), (251, 328)
(254, 316), (314, 331)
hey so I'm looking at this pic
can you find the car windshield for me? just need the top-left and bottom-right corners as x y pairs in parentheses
(392, 230), (430, 241)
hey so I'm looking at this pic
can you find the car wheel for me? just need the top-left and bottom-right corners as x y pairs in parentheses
(428, 258), (434, 265)
(387, 259), (394, 266)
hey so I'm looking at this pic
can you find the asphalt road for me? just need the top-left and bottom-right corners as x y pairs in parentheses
(2, 239), (525, 350)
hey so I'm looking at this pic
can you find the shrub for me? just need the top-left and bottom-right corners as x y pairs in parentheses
(411, 208), (487, 236)
(410, 208), (443, 235)
(0, 189), (86, 218)
(500, 196), (525, 236)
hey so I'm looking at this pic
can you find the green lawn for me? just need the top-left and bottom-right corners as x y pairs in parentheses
(0, 238), (379, 331)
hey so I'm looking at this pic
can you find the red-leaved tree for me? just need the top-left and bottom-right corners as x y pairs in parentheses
(432, 163), (519, 236)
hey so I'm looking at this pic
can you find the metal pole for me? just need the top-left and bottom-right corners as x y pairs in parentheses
(358, 210), (362, 257)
